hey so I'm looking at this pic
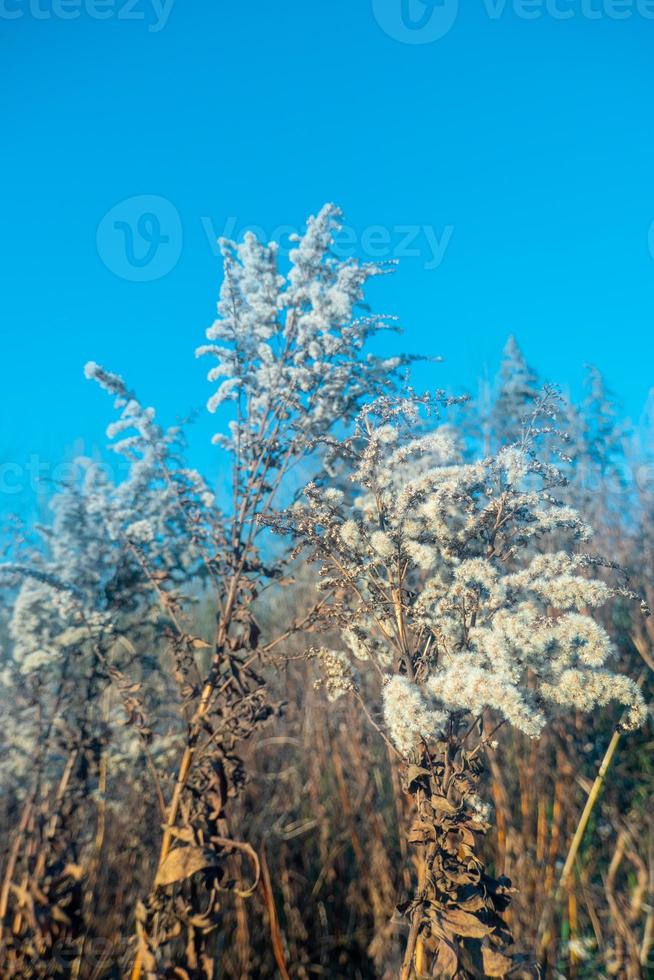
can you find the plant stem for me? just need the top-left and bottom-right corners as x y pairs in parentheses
(536, 726), (622, 959)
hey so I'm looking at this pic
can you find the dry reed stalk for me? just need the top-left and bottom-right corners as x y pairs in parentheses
(536, 726), (623, 961)
(259, 844), (291, 980)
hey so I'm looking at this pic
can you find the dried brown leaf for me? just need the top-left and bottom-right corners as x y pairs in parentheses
(432, 937), (458, 978)
(155, 847), (218, 887)
(432, 795), (459, 815)
(442, 908), (493, 939)
(481, 944), (514, 977)
(407, 764), (431, 786)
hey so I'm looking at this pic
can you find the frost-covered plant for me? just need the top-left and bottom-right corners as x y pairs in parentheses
(5, 202), (650, 977)
(0, 204), (419, 978)
(78, 205), (418, 978)
(0, 384), (202, 770)
(489, 335), (541, 449)
(274, 389), (646, 746)
(266, 386), (647, 978)
(0, 381), (205, 975)
(563, 365), (631, 531)
(197, 203), (414, 449)
(469, 353), (654, 975)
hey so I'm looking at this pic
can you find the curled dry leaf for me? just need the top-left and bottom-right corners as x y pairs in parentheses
(155, 847), (219, 887)
(211, 836), (261, 898)
(406, 764), (431, 788)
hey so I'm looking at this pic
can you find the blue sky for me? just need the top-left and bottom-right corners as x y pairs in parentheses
(2, 0), (654, 507)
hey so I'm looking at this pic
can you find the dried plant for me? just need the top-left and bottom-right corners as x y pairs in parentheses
(1, 205), (419, 978)
(264, 386), (648, 978)
(0, 206), (652, 980)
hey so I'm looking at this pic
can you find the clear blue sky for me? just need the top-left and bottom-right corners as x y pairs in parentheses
(2, 1), (654, 506)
